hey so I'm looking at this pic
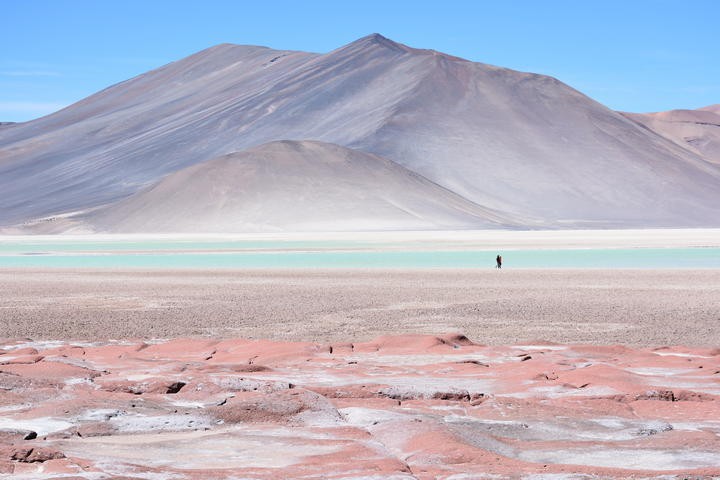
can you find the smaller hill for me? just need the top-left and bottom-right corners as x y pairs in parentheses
(80, 140), (522, 233)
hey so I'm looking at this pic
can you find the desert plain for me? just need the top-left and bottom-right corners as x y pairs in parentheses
(0, 230), (719, 479)
(1, 268), (719, 347)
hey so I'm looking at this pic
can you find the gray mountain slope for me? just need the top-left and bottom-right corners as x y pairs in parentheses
(2, 34), (720, 229)
(0, 44), (320, 225)
(622, 106), (720, 165)
(329, 39), (720, 226)
(80, 140), (519, 232)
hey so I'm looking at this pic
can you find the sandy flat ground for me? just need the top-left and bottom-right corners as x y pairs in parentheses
(0, 268), (718, 347)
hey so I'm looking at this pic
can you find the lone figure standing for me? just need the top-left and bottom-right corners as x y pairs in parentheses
(496, 254), (502, 269)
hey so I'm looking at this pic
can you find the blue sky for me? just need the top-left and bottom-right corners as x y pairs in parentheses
(2, 0), (718, 122)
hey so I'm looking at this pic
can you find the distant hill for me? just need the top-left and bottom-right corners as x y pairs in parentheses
(622, 105), (720, 165)
(1, 34), (720, 232)
(699, 104), (720, 115)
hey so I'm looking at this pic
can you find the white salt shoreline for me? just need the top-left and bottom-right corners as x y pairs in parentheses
(1, 228), (719, 251)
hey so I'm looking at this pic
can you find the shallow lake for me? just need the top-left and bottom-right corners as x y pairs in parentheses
(0, 239), (718, 268)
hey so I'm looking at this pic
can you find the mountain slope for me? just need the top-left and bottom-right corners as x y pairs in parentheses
(329, 38), (720, 226)
(1, 34), (720, 230)
(622, 106), (720, 165)
(79, 140), (518, 232)
(0, 44), (320, 225)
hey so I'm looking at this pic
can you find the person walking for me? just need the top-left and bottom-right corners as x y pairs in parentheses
(496, 254), (502, 269)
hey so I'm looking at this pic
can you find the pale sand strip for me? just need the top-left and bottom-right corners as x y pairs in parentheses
(2, 228), (720, 250)
(0, 268), (718, 347)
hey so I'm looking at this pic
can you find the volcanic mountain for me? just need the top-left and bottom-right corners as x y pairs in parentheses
(1, 34), (719, 232)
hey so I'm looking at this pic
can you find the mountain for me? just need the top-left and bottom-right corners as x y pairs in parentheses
(0, 43), (319, 226)
(1, 33), (720, 232)
(622, 105), (720, 165)
(72, 140), (519, 232)
(700, 104), (720, 115)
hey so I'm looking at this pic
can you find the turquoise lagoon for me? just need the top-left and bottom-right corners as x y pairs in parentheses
(0, 238), (718, 269)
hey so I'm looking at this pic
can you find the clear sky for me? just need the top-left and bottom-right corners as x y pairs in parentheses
(2, 0), (718, 122)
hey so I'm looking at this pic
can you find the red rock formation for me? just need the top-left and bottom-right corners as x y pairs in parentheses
(0, 335), (718, 478)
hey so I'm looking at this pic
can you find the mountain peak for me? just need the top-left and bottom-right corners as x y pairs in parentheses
(336, 33), (469, 63)
(359, 33), (400, 45)
(337, 33), (413, 55)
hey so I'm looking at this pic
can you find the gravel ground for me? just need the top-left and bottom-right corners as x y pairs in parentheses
(0, 268), (718, 347)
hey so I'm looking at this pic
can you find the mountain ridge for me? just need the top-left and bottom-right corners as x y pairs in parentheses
(1, 34), (719, 232)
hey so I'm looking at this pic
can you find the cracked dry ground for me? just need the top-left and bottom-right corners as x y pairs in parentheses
(1, 334), (720, 479)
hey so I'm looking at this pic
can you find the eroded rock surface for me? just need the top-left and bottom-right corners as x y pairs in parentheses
(0, 334), (719, 478)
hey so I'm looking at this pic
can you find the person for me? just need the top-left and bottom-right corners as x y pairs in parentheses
(496, 254), (502, 269)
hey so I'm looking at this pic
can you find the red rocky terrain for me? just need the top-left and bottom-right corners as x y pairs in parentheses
(1, 334), (719, 478)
